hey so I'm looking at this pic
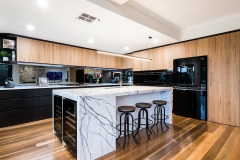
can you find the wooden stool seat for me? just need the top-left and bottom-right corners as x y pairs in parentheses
(136, 102), (152, 108)
(152, 100), (167, 105)
(118, 105), (136, 113)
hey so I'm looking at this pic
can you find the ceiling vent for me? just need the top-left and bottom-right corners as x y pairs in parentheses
(77, 13), (97, 23)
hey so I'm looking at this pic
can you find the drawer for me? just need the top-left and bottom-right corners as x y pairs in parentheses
(39, 89), (52, 96)
(39, 96), (52, 106)
(0, 97), (40, 112)
(0, 105), (52, 128)
(0, 89), (39, 99)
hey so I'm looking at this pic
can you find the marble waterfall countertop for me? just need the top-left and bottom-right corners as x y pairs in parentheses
(53, 86), (172, 100)
(53, 86), (172, 160)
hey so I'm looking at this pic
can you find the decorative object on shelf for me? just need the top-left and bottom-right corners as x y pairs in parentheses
(93, 72), (102, 84)
(4, 77), (15, 88)
(86, 71), (94, 83)
(36, 77), (48, 87)
(3, 39), (16, 49)
(0, 50), (11, 61)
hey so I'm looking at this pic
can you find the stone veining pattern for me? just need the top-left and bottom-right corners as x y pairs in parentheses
(53, 86), (172, 160)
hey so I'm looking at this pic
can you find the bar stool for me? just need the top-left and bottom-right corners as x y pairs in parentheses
(151, 100), (169, 132)
(134, 102), (153, 139)
(116, 105), (139, 149)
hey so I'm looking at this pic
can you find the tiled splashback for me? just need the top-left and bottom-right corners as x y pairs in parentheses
(19, 65), (45, 83)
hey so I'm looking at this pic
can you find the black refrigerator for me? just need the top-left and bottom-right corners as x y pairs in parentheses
(173, 56), (207, 120)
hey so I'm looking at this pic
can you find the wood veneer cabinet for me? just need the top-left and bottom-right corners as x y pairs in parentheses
(17, 37), (123, 68)
(126, 31), (240, 127)
(17, 37), (53, 63)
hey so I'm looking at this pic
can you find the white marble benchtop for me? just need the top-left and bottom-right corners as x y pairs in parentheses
(53, 86), (172, 100)
(52, 86), (172, 160)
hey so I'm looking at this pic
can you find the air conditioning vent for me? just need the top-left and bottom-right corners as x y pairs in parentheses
(77, 13), (97, 23)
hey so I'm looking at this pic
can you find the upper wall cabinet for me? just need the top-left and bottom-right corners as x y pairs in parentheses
(17, 37), (53, 64)
(17, 37), (123, 69)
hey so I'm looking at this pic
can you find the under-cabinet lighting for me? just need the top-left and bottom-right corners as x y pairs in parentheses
(17, 62), (64, 67)
(97, 51), (152, 61)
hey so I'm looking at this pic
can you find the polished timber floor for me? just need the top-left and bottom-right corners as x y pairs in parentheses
(0, 116), (240, 160)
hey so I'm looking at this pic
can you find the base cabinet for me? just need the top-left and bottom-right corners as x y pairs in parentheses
(54, 95), (62, 141)
(173, 89), (207, 120)
(53, 96), (77, 157)
(0, 89), (52, 128)
(63, 98), (77, 157)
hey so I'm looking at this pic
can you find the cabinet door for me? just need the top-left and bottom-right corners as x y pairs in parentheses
(52, 43), (67, 65)
(192, 91), (207, 120)
(173, 59), (188, 86)
(54, 95), (62, 141)
(0, 106), (51, 128)
(17, 37), (52, 63)
(66, 46), (79, 66)
(173, 89), (193, 117)
(63, 98), (77, 157)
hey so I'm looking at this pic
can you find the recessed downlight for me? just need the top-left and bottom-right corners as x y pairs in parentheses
(38, 0), (48, 8)
(26, 25), (35, 31)
(88, 39), (94, 44)
(153, 39), (159, 44)
(124, 46), (129, 51)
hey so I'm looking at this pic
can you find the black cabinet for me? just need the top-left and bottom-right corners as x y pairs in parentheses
(54, 95), (62, 141)
(173, 89), (192, 117)
(0, 88), (52, 127)
(63, 98), (77, 157)
(0, 34), (17, 62)
(173, 56), (207, 87)
(173, 89), (207, 120)
(133, 70), (174, 86)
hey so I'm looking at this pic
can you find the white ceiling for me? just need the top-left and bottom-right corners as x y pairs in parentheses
(134, 0), (240, 29)
(0, 0), (240, 54)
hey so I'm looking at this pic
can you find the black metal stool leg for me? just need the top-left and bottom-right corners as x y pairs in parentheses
(163, 106), (169, 129)
(156, 106), (160, 126)
(146, 109), (152, 133)
(145, 109), (151, 139)
(127, 114), (130, 138)
(151, 106), (157, 129)
(134, 109), (142, 137)
(117, 113), (124, 140)
(123, 114), (127, 149)
(130, 114), (139, 144)
(160, 106), (164, 132)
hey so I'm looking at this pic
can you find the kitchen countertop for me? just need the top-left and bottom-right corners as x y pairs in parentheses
(0, 83), (130, 90)
(53, 86), (172, 160)
(53, 86), (172, 101)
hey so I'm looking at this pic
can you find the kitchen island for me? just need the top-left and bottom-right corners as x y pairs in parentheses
(52, 86), (172, 160)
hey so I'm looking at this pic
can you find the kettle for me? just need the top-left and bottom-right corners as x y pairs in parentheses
(4, 77), (15, 88)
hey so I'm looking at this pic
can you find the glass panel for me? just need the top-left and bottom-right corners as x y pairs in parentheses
(0, 64), (12, 86)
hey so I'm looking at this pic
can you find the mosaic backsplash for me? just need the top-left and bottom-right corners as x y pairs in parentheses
(19, 65), (45, 83)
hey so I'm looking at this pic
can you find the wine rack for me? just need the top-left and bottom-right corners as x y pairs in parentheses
(63, 98), (77, 157)
(54, 95), (62, 141)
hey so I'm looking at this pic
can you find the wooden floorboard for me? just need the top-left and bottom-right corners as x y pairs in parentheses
(0, 116), (239, 160)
